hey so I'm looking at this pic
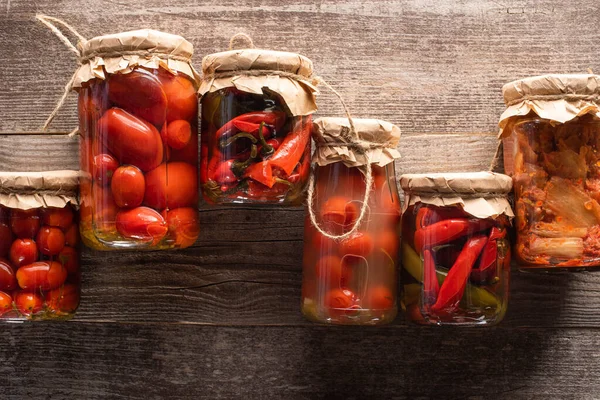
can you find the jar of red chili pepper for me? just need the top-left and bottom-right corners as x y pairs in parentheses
(302, 118), (402, 325)
(399, 172), (513, 326)
(499, 74), (600, 269)
(0, 171), (81, 321)
(199, 40), (317, 204)
(72, 30), (201, 250)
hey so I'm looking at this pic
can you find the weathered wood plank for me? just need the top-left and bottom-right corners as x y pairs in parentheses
(0, 323), (599, 399)
(1, 0), (599, 134)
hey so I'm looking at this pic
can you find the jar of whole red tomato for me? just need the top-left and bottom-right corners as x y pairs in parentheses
(399, 172), (513, 326)
(75, 30), (201, 250)
(499, 74), (600, 269)
(0, 171), (80, 321)
(301, 118), (402, 325)
(199, 43), (317, 205)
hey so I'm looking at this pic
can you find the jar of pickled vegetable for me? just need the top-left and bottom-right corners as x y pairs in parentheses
(399, 172), (513, 326)
(499, 74), (600, 269)
(199, 42), (317, 205)
(302, 118), (402, 325)
(75, 30), (201, 250)
(0, 171), (81, 321)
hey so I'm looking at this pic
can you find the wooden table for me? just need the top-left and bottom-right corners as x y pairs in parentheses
(1, 1), (599, 398)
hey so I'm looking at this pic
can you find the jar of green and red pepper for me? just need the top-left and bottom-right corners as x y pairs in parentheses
(399, 172), (513, 326)
(199, 45), (317, 205)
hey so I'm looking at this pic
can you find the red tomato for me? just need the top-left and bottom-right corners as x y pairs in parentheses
(9, 239), (38, 267)
(98, 108), (164, 172)
(339, 231), (374, 258)
(0, 222), (13, 258)
(57, 246), (79, 274)
(116, 207), (168, 245)
(324, 288), (355, 311)
(107, 69), (167, 127)
(320, 196), (359, 234)
(365, 286), (395, 310)
(10, 208), (40, 238)
(16, 261), (67, 290)
(157, 71), (198, 122)
(15, 291), (43, 316)
(42, 207), (74, 230)
(0, 258), (16, 291)
(64, 224), (79, 247)
(45, 283), (80, 314)
(92, 153), (119, 186)
(111, 165), (146, 208)
(166, 120), (192, 150)
(315, 255), (343, 283)
(166, 207), (200, 248)
(36, 227), (66, 256)
(144, 162), (198, 209)
(311, 230), (339, 256)
(376, 229), (399, 258)
(170, 131), (198, 165)
(0, 291), (12, 316)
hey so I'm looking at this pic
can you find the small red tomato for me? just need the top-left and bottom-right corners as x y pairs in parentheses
(170, 131), (198, 165)
(144, 162), (198, 209)
(16, 261), (67, 290)
(0, 222), (13, 257)
(42, 207), (74, 230)
(116, 207), (168, 245)
(339, 231), (375, 258)
(315, 255), (343, 283)
(9, 239), (38, 267)
(166, 120), (192, 150)
(0, 291), (13, 316)
(57, 246), (79, 274)
(311, 230), (339, 255)
(45, 283), (80, 314)
(157, 71), (198, 122)
(36, 227), (66, 256)
(0, 258), (17, 291)
(10, 209), (40, 239)
(324, 288), (355, 311)
(376, 229), (399, 258)
(111, 165), (146, 208)
(166, 207), (199, 248)
(365, 286), (395, 310)
(15, 291), (43, 316)
(320, 196), (359, 234)
(64, 224), (79, 247)
(93, 153), (119, 186)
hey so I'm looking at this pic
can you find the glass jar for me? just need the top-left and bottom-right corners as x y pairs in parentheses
(0, 171), (80, 321)
(301, 118), (402, 325)
(399, 172), (513, 326)
(199, 47), (317, 205)
(76, 30), (201, 250)
(499, 74), (600, 269)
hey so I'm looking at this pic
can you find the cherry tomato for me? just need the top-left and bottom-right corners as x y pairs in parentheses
(15, 291), (43, 316)
(170, 131), (198, 165)
(320, 196), (359, 234)
(9, 239), (38, 267)
(42, 207), (74, 230)
(10, 208), (40, 239)
(58, 246), (79, 274)
(115, 207), (168, 245)
(157, 71), (198, 122)
(339, 231), (374, 258)
(107, 69), (167, 127)
(111, 165), (145, 208)
(0, 291), (12, 316)
(64, 224), (79, 247)
(45, 283), (80, 314)
(0, 222), (13, 258)
(36, 227), (66, 256)
(324, 288), (355, 312)
(166, 207), (200, 248)
(166, 120), (192, 150)
(365, 286), (394, 310)
(0, 258), (16, 291)
(93, 153), (119, 186)
(144, 162), (198, 209)
(376, 229), (399, 258)
(315, 255), (343, 283)
(16, 261), (67, 290)
(98, 108), (164, 172)
(311, 230), (339, 256)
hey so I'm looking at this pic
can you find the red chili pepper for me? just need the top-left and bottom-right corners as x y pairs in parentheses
(415, 205), (468, 229)
(215, 111), (286, 140)
(423, 249), (439, 305)
(430, 235), (488, 313)
(414, 218), (493, 253)
(211, 160), (239, 184)
(470, 227), (507, 283)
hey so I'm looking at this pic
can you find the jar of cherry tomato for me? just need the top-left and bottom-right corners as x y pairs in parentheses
(499, 74), (600, 269)
(399, 172), (513, 326)
(0, 171), (81, 321)
(302, 118), (402, 325)
(75, 30), (201, 250)
(199, 43), (317, 204)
